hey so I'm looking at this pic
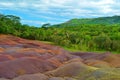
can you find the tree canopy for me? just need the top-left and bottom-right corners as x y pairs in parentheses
(0, 13), (120, 53)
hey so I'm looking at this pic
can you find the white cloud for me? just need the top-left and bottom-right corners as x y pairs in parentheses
(0, 0), (120, 26)
(0, 2), (14, 7)
(21, 20), (45, 26)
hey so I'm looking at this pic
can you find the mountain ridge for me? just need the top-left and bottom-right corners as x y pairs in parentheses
(53, 15), (120, 27)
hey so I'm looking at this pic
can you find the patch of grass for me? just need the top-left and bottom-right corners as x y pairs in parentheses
(40, 41), (55, 45)
(63, 46), (120, 54)
(63, 47), (81, 52)
(37, 41), (120, 54)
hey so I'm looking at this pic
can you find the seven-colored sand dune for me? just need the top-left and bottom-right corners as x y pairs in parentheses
(0, 34), (120, 80)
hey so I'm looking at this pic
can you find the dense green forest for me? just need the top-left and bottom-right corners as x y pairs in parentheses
(0, 13), (120, 53)
(54, 15), (120, 27)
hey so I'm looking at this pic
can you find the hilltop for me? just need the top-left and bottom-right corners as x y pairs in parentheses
(53, 15), (120, 27)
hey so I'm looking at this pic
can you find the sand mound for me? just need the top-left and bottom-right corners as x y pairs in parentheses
(0, 34), (120, 80)
(46, 62), (97, 77)
(13, 73), (48, 80)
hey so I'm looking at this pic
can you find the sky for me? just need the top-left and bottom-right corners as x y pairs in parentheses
(0, 0), (120, 27)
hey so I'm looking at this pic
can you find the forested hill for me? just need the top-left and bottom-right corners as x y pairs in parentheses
(53, 15), (120, 27)
(0, 14), (120, 80)
(0, 13), (120, 53)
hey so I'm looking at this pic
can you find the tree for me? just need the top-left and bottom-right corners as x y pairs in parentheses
(41, 23), (51, 28)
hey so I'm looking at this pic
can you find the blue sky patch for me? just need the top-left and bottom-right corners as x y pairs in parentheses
(0, 0), (120, 27)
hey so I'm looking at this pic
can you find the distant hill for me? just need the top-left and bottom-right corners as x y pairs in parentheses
(53, 15), (120, 27)
(1, 13), (120, 53)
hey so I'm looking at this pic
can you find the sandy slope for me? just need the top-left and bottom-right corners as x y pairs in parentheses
(0, 34), (120, 80)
